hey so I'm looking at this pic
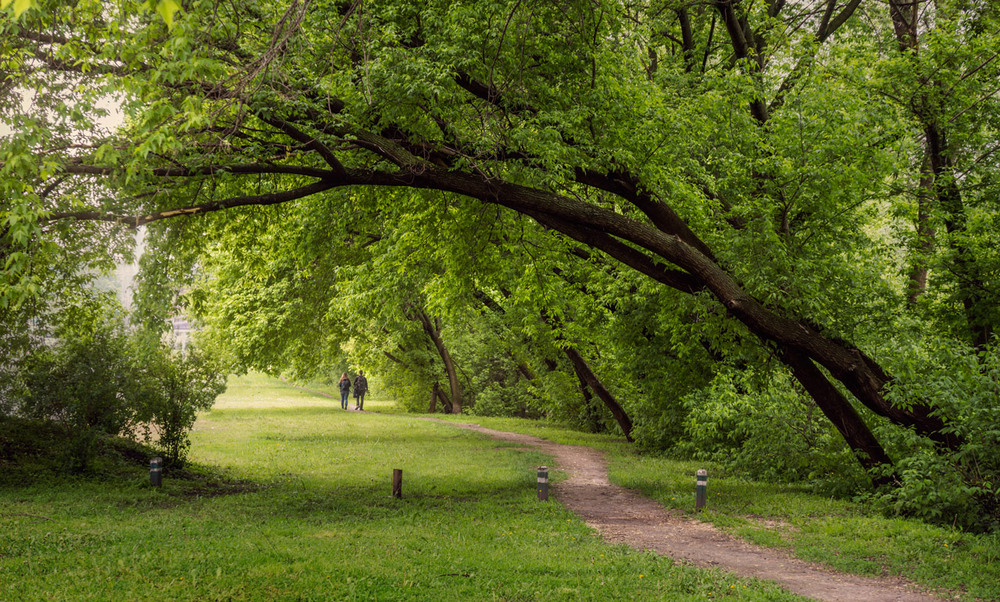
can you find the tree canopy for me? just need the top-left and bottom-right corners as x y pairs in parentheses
(2, 0), (1000, 527)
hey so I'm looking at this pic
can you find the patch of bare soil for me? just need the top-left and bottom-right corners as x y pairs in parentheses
(437, 420), (947, 602)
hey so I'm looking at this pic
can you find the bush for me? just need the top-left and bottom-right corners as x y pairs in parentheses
(18, 297), (138, 469)
(470, 383), (536, 418)
(676, 367), (864, 488)
(12, 294), (226, 471)
(867, 447), (986, 529)
(876, 336), (1000, 531)
(131, 340), (227, 466)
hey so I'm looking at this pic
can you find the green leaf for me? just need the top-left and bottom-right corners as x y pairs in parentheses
(155, 0), (181, 29)
(11, 0), (33, 17)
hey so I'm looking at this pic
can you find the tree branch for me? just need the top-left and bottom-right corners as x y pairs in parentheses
(45, 179), (338, 227)
(56, 161), (335, 179)
(818, 0), (863, 42)
(258, 115), (347, 176)
(714, 0), (768, 122)
(574, 167), (717, 261)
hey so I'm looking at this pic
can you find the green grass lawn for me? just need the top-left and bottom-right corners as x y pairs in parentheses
(2, 374), (802, 601)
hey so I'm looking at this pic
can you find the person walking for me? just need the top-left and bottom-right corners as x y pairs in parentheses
(353, 370), (369, 411)
(338, 372), (351, 410)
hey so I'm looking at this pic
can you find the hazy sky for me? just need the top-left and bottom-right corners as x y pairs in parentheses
(1, 89), (124, 138)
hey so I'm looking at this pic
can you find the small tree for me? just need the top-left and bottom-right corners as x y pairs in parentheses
(132, 339), (227, 467)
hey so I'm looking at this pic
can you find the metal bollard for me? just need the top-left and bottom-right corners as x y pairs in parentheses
(695, 469), (707, 510)
(537, 466), (549, 501)
(150, 457), (162, 487)
(392, 468), (403, 499)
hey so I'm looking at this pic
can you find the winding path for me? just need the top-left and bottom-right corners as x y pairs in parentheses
(437, 420), (944, 602)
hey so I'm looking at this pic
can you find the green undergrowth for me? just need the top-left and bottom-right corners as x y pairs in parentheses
(2, 374), (801, 601)
(0, 417), (162, 485)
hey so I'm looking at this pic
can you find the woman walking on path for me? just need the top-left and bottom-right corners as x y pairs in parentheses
(338, 372), (351, 410)
(353, 370), (369, 411)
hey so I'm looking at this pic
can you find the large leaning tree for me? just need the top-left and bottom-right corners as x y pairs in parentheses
(3, 0), (999, 482)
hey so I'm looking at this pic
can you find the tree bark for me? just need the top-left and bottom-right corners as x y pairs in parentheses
(563, 346), (634, 442)
(413, 309), (464, 414)
(435, 383), (454, 414)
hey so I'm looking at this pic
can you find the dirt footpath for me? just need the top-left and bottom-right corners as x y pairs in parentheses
(439, 420), (945, 602)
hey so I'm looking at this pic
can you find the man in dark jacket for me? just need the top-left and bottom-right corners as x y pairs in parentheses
(353, 370), (369, 410)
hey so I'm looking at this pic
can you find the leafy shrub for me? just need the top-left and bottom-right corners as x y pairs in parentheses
(471, 382), (537, 418)
(0, 306), (33, 417)
(0, 417), (73, 481)
(19, 297), (138, 469)
(867, 446), (986, 529)
(131, 340), (227, 467)
(525, 364), (613, 432)
(12, 294), (226, 470)
(676, 368), (864, 488)
(875, 336), (1000, 531)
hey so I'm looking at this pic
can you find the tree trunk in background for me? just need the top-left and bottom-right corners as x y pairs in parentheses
(780, 349), (895, 484)
(474, 290), (634, 438)
(564, 347), (634, 442)
(414, 310), (464, 414)
(929, 127), (993, 348)
(889, 0), (992, 347)
(906, 164), (935, 306)
(429, 382), (439, 413)
(436, 384), (454, 414)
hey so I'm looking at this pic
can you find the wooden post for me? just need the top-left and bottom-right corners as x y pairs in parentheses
(150, 457), (162, 487)
(537, 466), (549, 501)
(392, 468), (403, 499)
(695, 469), (707, 510)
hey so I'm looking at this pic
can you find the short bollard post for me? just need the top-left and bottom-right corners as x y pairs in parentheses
(537, 466), (549, 501)
(150, 457), (163, 488)
(695, 469), (707, 511)
(392, 468), (403, 499)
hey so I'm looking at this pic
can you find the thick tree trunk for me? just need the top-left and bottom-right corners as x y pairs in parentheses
(926, 124), (992, 348)
(536, 309), (636, 442)
(474, 289), (635, 440)
(563, 346), (634, 442)
(571, 360), (604, 433)
(413, 309), (463, 414)
(889, 0), (991, 348)
(436, 383), (454, 414)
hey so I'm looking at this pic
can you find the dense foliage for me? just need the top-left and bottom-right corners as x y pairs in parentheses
(3, 292), (226, 468)
(2, 0), (999, 528)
